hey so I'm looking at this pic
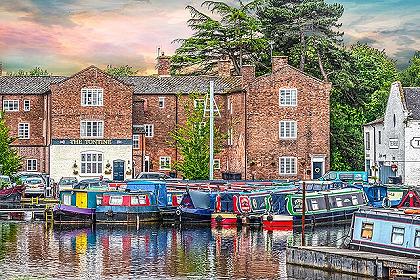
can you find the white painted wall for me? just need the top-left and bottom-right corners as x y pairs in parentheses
(50, 144), (132, 182)
(404, 120), (420, 186)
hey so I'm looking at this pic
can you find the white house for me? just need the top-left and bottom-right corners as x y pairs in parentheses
(363, 82), (420, 185)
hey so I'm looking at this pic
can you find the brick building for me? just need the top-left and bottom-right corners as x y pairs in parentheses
(0, 56), (330, 181)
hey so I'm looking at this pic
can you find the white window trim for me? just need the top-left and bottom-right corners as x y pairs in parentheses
(194, 99), (205, 108)
(159, 156), (171, 171)
(133, 134), (139, 149)
(18, 123), (30, 139)
(80, 151), (103, 175)
(279, 156), (297, 175)
(279, 120), (297, 139)
(144, 124), (154, 138)
(26, 159), (37, 171)
(3, 100), (19, 112)
(279, 88), (298, 107)
(214, 159), (221, 170)
(158, 97), (165, 109)
(24, 100), (31, 112)
(227, 128), (233, 146)
(81, 87), (104, 107)
(80, 120), (104, 138)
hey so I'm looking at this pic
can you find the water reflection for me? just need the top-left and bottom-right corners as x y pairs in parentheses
(0, 222), (356, 280)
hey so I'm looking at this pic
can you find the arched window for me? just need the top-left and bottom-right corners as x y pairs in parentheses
(81, 87), (103, 106)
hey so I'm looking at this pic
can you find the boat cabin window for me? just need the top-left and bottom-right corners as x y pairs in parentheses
(96, 196), (103, 206)
(391, 227), (405, 245)
(351, 195), (359, 205)
(361, 223), (373, 240)
(131, 195), (147, 205)
(109, 196), (123, 205)
(415, 231), (420, 248)
(310, 199), (319, 211)
(63, 194), (72, 206)
(336, 197), (343, 207)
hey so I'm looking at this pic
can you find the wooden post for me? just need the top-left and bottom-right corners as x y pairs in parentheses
(301, 181), (306, 246)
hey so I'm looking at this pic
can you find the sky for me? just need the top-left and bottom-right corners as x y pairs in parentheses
(0, 0), (419, 75)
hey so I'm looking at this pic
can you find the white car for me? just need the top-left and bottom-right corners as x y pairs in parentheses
(24, 177), (45, 197)
(135, 172), (181, 181)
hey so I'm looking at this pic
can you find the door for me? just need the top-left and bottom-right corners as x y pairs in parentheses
(113, 160), (125, 181)
(379, 164), (396, 184)
(144, 156), (150, 172)
(312, 162), (323, 180)
(76, 192), (88, 208)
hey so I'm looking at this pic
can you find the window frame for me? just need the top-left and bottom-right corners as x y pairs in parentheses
(133, 134), (139, 149)
(365, 132), (370, 150)
(26, 159), (38, 171)
(3, 100), (19, 112)
(80, 120), (104, 138)
(80, 151), (103, 175)
(361, 222), (374, 240)
(158, 97), (165, 109)
(279, 88), (297, 107)
(81, 87), (104, 107)
(194, 99), (205, 109)
(109, 196), (123, 206)
(144, 124), (154, 138)
(159, 156), (171, 171)
(214, 159), (221, 170)
(227, 128), (233, 146)
(414, 230), (420, 248)
(279, 120), (297, 139)
(23, 100), (31, 112)
(391, 227), (405, 245)
(18, 123), (30, 139)
(279, 157), (297, 175)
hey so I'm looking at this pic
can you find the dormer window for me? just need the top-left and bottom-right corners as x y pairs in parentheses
(81, 88), (103, 106)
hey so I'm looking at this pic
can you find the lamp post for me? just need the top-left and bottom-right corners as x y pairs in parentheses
(209, 80), (214, 180)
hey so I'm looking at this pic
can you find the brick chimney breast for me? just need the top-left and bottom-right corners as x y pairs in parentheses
(157, 54), (171, 76)
(218, 59), (231, 76)
(241, 65), (256, 85)
(272, 56), (288, 73)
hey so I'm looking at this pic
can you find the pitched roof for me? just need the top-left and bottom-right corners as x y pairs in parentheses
(0, 76), (66, 94)
(0, 74), (242, 95)
(404, 87), (420, 119)
(363, 117), (384, 126)
(119, 76), (242, 94)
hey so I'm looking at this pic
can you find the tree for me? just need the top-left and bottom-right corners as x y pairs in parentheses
(400, 51), (420, 87)
(8, 67), (50, 76)
(172, 0), (268, 75)
(169, 93), (225, 179)
(0, 113), (22, 177)
(105, 65), (138, 76)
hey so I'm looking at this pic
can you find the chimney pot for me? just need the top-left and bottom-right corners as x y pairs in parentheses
(272, 56), (288, 73)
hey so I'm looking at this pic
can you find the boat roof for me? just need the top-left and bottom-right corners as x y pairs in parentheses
(358, 206), (420, 219)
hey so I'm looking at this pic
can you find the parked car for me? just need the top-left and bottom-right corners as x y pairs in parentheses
(73, 178), (108, 190)
(23, 177), (45, 197)
(58, 177), (78, 191)
(135, 172), (180, 181)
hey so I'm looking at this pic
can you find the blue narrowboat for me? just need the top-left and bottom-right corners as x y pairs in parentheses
(353, 184), (389, 208)
(95, 180), (167, 224)
(351, 207), (420, 257)
(176, 190), (217, 223)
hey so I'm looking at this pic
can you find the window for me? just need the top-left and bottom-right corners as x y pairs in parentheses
(194, 99), (205, 108)
(81, 152), (103, 175)
(227, 128), (233, 146)
(214, 159), (221, 170)
(18, 123), (30, 139)
(279, 157), (297, 175)
(351, 195), (359, 206)
(365, 132), (370, 150)
(415, 231), (420, 248)
(144, 124), (154, 138)
(391, 227), (405, 245)
(378, 131), (381, 145)
(336, 197), (343, 207)
(389, 138), (399, 149)
(23, 100), (30, 111)
(361, 223), (373, 240)
(158, 97), (165, 108)
(109, 196), (123, 206)
(133, 134), (139, 149)
(280, 121), (297, 139)
(131, 195), (147, 205)
(63, 194), (72, 206)
(3, 100), (19, 112)
(80, 121), (104, 138)
(159, 156), (171, 170)
(311, 199), (319, 211)
(26, 159), (37, 171)
(279, 89), (297, 106)
(81, 88), (103, 106)
(227, 97), (233, 114)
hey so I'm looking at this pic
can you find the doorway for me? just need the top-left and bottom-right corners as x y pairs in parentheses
(113, 160), (125, 181)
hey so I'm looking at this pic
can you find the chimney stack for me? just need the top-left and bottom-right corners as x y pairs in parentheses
(241, 65), (256, 84)
(218, 58), (231, 76)
(272, 56), (288, 73)
(157, 53), (171, 76)
(0, 62), (2, 76)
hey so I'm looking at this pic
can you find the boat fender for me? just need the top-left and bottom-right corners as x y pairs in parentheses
(266, 215), (273, 221)
(106, 210), (114, 217)
(382, 197), (391, 208)
(175, 209), (181, 216)
(215, 215), (223, 223)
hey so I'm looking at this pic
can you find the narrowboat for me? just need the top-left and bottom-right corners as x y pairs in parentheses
(296, 180), (343, 192)
(54, 187), (107, 224)
(387, 185), (408, 207)
(0, 185), (25, 203)
(211, 191), (241, 227)
(95, 180), (167, 224)
(354, 184), (388, 208)
(176, 190), (217, 223)
(160, 188), (186, 222)
(231, 190), (273, 226)
(285, 187), (366, 225)
(397, 189), (420, 208)
(350, 207), (420, 257)
(262, 193), (293, 230)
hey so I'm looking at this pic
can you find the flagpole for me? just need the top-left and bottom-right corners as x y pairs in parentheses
(209, 80), (214, 180)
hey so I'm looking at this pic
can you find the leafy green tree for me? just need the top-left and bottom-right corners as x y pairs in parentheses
(400, 51), (420, 87)
(0, 113), (22, 177)
(105, 65), (138, 76)
(172, 0), (268, 75)
(169, 93), (225, 179)
(8, 67), (50, 76)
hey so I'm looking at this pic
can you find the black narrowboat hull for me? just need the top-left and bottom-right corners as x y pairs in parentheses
(292, 209), (357, 226)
